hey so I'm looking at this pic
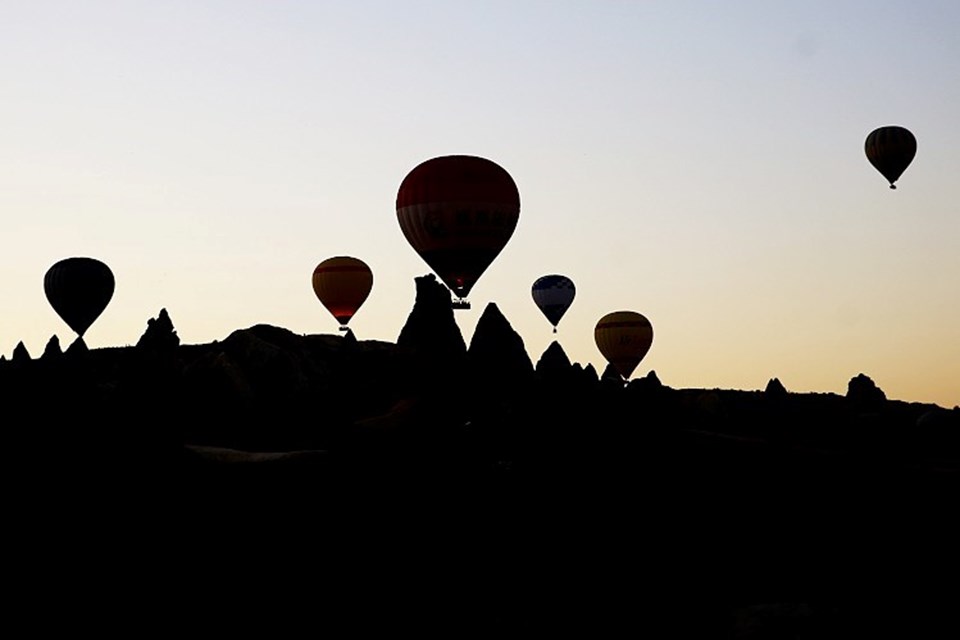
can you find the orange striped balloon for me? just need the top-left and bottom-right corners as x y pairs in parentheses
(312, 257), (373, 330)
(594, 311), (654, 380)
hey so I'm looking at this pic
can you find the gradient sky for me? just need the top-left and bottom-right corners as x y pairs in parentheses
(2, 1), (958, 407)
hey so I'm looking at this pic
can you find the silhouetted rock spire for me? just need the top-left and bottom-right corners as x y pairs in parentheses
(535, 341), (576, 388)
(137, 308), (180, 352)
(466, 303), (534, 407)
(42, 336), (63, 360)
(536, 341), (570, 373)
(846, 373), (886, 408)
(469, 303), (533, 376)
(395, 275), (467, 407)
(12, 341), (30, 363)
(765, 377), (787, 398)
(397, 274), (466, 357)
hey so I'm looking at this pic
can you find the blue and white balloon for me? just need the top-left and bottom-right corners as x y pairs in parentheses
(532, 275), (575, 332)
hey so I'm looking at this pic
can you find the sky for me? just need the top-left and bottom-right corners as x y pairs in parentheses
(2, 1), (958, 408)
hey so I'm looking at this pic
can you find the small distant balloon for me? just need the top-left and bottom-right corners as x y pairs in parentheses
(44, 257), (115, 337)
(396, 155), (520, 308)
(865, 125), (916, 189)
(312, 256), (373, 331)
(532, 275), (575, 333)
(594, 311), (653, 380)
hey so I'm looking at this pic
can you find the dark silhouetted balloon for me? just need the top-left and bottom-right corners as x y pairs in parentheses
(532, 275), (575, 333)
(865, 125), (916, 189)
(396, 155), (520, 307)
(312, 256), (373, 331)
(595, 311), (653, 380)
(44, 257), (115, 337)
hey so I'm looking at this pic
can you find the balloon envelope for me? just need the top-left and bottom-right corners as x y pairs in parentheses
(396, 155), (520, 301)
(532, 275), (575, 331)
(865, 125), (916, 189)
(44, 257), (115, 337)
(594, 311), (653, 380)
(312, 256), (373, 328)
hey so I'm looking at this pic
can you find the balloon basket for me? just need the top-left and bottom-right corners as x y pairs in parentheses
(451, 299), (471, 310)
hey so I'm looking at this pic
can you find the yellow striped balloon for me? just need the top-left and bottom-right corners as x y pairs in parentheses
(865, 125), (916, 189)
(312, 256), (373, 330)
(594, 311), (653, 380)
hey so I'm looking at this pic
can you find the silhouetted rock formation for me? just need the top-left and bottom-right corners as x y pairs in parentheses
(600, 362), (623, 384)
(41, 335), (63, 360)
(397, 274), (465, 356)
(536, 340), (595, 395)
(136, 308), (179, 352)
(579, 362), (599, 383)
(12, 341), (30, 363)
(394, 275), (467, 426)
(846, 372), (886, 409)
(765, 376), (787, 398)
(536, 340), (570, 374)
(467, 302), (533, 393)
(629, 369), (663, 391)
(1, 274), (958, 634)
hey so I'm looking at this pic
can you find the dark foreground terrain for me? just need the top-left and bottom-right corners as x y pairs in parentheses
(4, 277), (957, 635)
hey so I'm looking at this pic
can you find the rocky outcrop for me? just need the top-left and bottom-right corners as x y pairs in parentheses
(847, 372), (886, 410)
(12, 341), (30, 363)
(764, 377), (788, 399)
(579, 363), (599, 384)
(395, 275), (467, 410)
(468, 303), (533, 387)
(136, 308), (180, 352)
(536, 341), (571, 376)
(397, 274), (465, 357)
(629, 369), (663, 392)
(41, 336), (63, 360)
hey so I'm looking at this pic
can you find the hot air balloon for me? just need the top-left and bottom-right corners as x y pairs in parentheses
(396, 155), (520, 309)
(532, 275), (575, 333)
(865, 125), (916, 189)
(594, 311), (653, 380)
(44, 257), (115, 338)
(312, 256), (373, 331)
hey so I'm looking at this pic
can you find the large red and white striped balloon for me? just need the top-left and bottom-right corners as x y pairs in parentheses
(396, 155), (520, 303)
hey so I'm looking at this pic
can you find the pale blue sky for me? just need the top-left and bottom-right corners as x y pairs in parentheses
(2, 1), (958, 406)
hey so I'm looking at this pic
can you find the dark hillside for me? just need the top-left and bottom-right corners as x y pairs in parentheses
(2, 285), (957, 634)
